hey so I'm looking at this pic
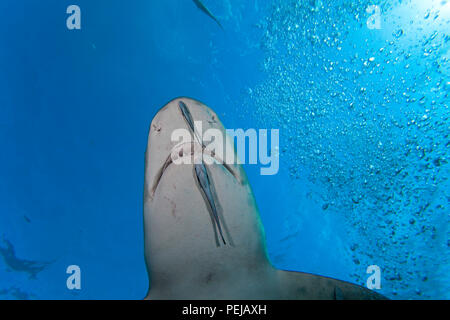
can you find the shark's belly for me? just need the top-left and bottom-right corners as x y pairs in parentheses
(144, 160), (269, 295)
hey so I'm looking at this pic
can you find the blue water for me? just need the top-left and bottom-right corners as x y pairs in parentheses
(0, 0), (448, 299)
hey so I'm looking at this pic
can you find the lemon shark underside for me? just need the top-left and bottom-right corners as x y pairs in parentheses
(143, 97), (386, 300)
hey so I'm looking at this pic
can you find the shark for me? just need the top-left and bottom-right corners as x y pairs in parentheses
(0, 237), (51, 279)
(143, 97), (387, 299)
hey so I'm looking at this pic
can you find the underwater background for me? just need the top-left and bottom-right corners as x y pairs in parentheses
(0, 0), (448, 299)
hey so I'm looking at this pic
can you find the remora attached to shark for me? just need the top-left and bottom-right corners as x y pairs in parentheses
(143, 97), (386, 299)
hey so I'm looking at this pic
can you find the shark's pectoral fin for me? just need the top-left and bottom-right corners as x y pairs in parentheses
(277, 270), (388, 300)
(334, 286), (344, 300)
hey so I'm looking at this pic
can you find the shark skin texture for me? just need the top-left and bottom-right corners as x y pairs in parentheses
(143, 97), (387, 300)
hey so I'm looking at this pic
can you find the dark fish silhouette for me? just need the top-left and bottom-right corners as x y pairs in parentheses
(0, 287), (32, 300)
(192, 0), (224, 30)
(0, 237), (51, 279)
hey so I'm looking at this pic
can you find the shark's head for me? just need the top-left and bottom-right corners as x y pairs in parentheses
(143, 98), (269, 298)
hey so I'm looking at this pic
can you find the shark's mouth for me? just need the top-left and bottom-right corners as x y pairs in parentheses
(150, 100), (242, 246)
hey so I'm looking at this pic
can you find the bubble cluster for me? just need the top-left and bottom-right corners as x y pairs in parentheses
(243, 0), (449, 299)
